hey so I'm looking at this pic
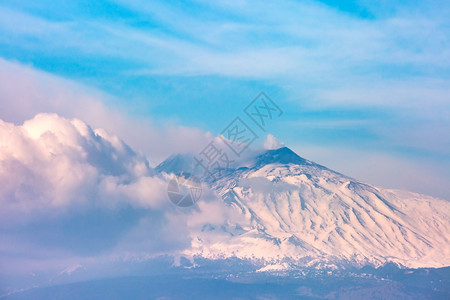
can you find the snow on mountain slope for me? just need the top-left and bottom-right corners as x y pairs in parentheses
(158, 147), (450, 268)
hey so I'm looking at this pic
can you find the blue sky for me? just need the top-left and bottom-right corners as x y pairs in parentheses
(0, 0), (449, 198)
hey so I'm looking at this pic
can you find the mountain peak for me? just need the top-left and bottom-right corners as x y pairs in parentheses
(155, 153), (194, 174)
(253, 146), (307, 166)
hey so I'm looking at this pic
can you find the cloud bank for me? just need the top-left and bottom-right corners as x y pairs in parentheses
(0, 113), (184, 288)
(0, 113), (245, 293)
(0, 113), (168, 219)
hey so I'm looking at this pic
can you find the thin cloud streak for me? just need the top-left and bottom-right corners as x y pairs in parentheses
(0, 0), (449, 197)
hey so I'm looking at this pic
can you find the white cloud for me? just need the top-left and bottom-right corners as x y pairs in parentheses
(0, 113), (168, 220)
(263, 134), (285, 150)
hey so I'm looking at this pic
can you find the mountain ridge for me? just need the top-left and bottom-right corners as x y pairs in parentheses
(156, 146), (450, 269)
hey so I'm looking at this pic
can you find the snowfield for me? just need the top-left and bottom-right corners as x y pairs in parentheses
(159, 147), (450, 269)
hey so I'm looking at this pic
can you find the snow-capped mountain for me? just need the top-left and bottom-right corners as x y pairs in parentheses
(157, 147), (450, 269)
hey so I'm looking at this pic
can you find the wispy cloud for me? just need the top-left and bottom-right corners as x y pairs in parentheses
(3, 0), (449, 79)
(0, 0), (449, 193)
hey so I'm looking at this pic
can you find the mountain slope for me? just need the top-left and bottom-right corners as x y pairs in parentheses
(160, 147), (450, 268)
